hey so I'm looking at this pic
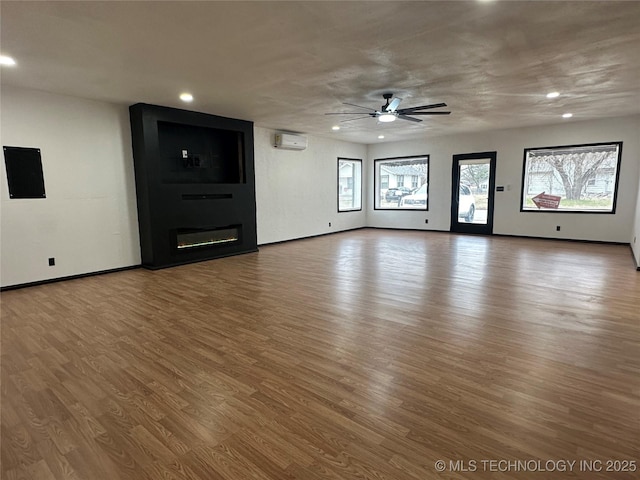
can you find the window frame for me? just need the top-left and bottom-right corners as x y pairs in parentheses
(374, 155), (430, 211)
(519, 141), (623, 214)
(337, 157), (362, 212)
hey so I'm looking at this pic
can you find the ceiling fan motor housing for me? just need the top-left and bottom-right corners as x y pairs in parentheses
(382, 93), (393, 111)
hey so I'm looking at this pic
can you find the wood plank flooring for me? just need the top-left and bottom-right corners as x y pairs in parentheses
(2, 230), (639, 479)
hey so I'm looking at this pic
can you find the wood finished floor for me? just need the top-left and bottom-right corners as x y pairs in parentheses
(1, 230), (639, 480)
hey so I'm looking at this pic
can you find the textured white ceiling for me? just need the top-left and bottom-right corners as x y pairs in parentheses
(1, 1), (639, 144)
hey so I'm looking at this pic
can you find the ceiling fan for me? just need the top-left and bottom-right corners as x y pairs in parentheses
(325, 93), (451, 123)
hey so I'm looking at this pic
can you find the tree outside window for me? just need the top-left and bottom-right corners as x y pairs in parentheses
(521, 142), (622, 213)
(461, 164), (489, 193)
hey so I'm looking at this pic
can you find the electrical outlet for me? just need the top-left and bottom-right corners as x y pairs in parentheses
(48, 257), (55, 266)
(329, 222), (331, 227)
(556, 226), (561, 231)
(425, 219), (429, 224)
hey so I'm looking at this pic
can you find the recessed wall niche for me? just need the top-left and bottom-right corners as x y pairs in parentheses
(129, 103), (257, 269)
(157, 121), (244, 184)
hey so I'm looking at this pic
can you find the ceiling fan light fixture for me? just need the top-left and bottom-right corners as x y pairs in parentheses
(378, 113), (397, 123)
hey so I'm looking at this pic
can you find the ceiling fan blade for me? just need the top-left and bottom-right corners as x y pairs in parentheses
(342, 102), (375, 111)
(386, 97), (402, 112)
(398, 115), (422, 123)
(324, 112), (375, 115)
(403, 111), (451, 115)
(339, 115), (374, 123)
(398, 102), (448, 113)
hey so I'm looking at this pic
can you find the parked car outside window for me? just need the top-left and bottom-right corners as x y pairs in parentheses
(399, 183), (427, 208)
(399, 183), (475, 220)
(458, 185), (475, 221)
(385, 187), (413, 202)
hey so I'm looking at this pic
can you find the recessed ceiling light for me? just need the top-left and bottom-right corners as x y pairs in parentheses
(0, 55), (16, 66)
(562, 113), (573, 118)
(378, 135), (385, 139)
(546, 91), (560, 99)
(179, 93), (193, 102)
(332, 125), (340, 131)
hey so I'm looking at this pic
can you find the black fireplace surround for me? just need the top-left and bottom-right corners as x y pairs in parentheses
(129, 103), (258, 269)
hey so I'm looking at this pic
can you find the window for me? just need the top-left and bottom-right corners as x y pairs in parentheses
(521, 142), (622, 213)
(375, 155), (429, 210)
(338, 158), (362, 212)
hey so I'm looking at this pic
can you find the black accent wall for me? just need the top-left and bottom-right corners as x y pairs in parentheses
(129, 103), (257, 269)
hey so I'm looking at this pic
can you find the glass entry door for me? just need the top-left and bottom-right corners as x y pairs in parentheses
(450, 152), (496, 235)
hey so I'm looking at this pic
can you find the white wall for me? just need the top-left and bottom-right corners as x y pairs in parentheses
(367, 116), (640, 244)
(0, 86), (140, 287)
(254, 127), (367, 244)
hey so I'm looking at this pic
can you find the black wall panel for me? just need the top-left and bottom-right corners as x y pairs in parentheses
(4, 146), (46, 199)
(129, 103), (257, 269)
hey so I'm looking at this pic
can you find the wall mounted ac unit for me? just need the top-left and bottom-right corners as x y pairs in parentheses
(274, 133), (307, 150)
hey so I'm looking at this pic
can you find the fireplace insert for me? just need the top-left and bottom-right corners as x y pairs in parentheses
(174, 226), (241, 252)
